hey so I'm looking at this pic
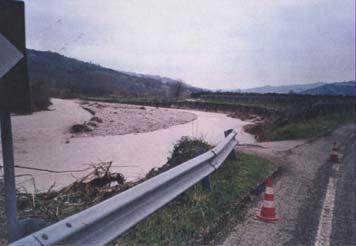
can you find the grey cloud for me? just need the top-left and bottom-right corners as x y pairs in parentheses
(24, 0), (354, 89)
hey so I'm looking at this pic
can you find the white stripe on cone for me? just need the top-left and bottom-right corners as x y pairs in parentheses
(266, 187), (274, 194)
(263, 200), (274, 208)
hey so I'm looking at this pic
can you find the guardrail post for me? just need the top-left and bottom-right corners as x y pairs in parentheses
(224, 129), (237, 160)
(202, 176), (212, 192)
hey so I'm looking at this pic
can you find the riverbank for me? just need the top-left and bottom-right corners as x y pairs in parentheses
(73, 101), (197, 137)
(88, 95), (354, 142)
(2, 98), (254, 192)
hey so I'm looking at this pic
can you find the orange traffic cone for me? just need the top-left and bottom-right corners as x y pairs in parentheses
(330, 142), (338, 162)
(257, 178), (278, 222)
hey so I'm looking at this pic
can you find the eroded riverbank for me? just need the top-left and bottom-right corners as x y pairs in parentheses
(74, 100), (197, 137)
(1, 98), (255, 192)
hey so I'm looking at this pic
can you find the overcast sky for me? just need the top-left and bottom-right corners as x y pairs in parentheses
(24, 0), (355, 89)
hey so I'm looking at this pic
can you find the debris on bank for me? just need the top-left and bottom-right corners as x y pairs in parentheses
(0, 162), (131, 236)
(60, 162), (125, 198)
(81, 106), (95, 116)
(90, 116), (103, 123)
(70, 123), (93, 133)
(70, 114), (104, 134)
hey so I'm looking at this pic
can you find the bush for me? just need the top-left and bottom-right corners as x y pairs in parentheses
(167, 137), (211, 167)
(146, 137), (211, 179)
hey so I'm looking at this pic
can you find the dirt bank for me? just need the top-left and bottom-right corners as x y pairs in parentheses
(73, 101), (197, 136)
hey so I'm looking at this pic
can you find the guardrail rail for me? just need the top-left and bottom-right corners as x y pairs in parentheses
(11, 130), (239, 246)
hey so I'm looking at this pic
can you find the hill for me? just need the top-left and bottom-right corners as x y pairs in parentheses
(27, 49), (200, 99)
(300, 81), (355, 96)
(241, 82), (325, 94)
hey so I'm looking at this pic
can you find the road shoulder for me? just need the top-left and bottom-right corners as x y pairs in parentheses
(219, 124), (354, 246)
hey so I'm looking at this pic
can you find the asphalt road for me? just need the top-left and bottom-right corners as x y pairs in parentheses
(330, 136), (355, 245)
(220, 125), (355, 246)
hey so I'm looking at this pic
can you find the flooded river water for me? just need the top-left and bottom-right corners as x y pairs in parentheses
(1, 99), (255, 192)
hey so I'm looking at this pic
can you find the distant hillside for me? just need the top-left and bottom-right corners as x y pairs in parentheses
(241, 81), (355, 96)
(27, 49), (200, 99)
(241, 82), (325, 94)
(300, 81), (355, 96)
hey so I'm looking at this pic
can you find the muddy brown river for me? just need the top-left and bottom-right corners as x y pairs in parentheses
(0, 99), (255, 192)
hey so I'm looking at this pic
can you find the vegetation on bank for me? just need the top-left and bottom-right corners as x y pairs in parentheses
(117, 138), (273, 245)
(146, 137), (212, 179)
(191, 93), (355, 141)
(261, 112), (355, 141)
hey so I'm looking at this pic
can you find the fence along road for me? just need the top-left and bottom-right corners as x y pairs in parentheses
(11, 130), (239, 246)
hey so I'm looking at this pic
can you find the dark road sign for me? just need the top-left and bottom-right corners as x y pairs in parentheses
(0, 34), (23, 78)
(0, 1), (31, 114)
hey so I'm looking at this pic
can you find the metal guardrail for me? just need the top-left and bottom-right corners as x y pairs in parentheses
(11, 130), (238, 246)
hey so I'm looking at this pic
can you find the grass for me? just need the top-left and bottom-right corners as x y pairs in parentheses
(117, 151), (273, 246)
(199, 99), (288, 111)
(262, 112), (355, 141)
(80, 96), (285, 111)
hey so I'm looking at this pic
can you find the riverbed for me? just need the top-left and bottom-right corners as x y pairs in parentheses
(1, 98), (255, 192)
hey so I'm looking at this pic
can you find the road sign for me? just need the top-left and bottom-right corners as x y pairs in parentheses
(0, 1), (31, 114)
(0, 34), (24, 79)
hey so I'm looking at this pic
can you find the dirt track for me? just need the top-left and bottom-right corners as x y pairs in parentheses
(220, 124), (355, 246)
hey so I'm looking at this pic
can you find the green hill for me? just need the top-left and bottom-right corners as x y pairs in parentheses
(27, 49), (200, 100)
(300, 81), (355, 96)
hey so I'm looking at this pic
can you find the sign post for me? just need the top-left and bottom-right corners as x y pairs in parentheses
(0, 0), (31, 242)
(0, 111), (19, 241)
